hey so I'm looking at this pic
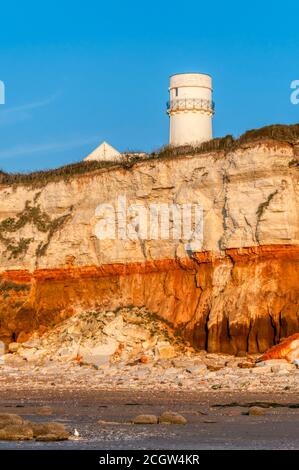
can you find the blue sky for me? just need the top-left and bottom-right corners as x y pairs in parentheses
(0, 0), (298, 172)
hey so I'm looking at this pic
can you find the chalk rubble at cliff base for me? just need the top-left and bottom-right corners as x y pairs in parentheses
(0, 307), (298, 394)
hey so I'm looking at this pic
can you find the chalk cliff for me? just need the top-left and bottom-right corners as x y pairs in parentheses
(1, 126), (299, 353)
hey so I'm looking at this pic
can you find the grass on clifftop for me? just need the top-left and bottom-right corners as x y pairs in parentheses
(1, 123), (299, 188)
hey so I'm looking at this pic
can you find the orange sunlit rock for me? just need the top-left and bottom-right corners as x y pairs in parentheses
(1, 244), (298, 354)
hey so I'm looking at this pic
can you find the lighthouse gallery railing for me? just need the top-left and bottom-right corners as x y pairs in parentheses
(167, 98), (215, 113)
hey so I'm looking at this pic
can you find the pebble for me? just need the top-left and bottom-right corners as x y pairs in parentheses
(158, 411), (187, 425)
(36, 406), (53, 416)
(133, 414), (158, 424)
(248, 406), (267, 416)
(0, 413), (69, 441)
(0, 424), (33, 441)
(8, 342), (21, 353)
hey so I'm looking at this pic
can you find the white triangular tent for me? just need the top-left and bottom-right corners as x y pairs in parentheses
(84, 141), (122, 162)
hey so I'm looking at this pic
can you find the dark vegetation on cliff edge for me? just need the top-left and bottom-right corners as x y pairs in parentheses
(0, 123), (299, 188)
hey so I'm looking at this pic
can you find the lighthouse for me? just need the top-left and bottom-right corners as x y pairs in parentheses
(167, 73), (214, 146)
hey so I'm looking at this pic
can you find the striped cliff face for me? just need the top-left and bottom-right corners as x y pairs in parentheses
(0, 135), (299, 353)
(0, 245), (298, 354)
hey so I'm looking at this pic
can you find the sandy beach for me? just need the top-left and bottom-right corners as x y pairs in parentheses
(0, 385), (298, 450)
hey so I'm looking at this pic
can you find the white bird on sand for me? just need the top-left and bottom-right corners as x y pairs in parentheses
(74, 428), (80, 438)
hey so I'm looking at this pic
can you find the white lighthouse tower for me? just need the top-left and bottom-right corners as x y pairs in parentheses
(167, 73), (214, 146)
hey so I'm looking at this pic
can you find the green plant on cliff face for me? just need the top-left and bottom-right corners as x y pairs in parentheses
(0, 201), (51, 234)
(35, 212), (72, 257)
(255, 189), (279, 243)
(288, 159), (299, 167)
(256, 190), (279, 220)
(0, 280), (30, 293)
(0, 200), (72, 259)
(6, 237), (33, 258)
(0, 123), (298, 188)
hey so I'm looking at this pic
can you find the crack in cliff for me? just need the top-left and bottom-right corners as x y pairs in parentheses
(243, 214), (256, 244)
(218, 159), (239, 250)
(246, 319), (252, 352)
(269, 307), (278, 344)
(204, 308), (211, 351)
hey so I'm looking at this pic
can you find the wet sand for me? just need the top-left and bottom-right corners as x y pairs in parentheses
(0, 389), (298, 449)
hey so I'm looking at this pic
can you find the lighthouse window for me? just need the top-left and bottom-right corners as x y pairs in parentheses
(175, 88), (179, 97)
